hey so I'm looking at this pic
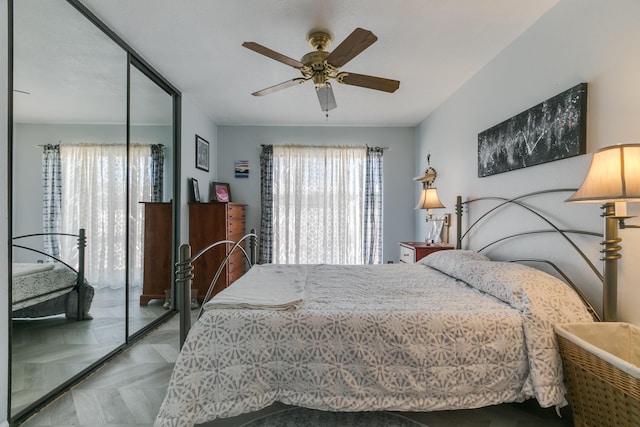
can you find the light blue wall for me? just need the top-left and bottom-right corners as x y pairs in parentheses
(180, 95), (218, 245)
(414, 0), (640, 324)
(216, 126), (416, 263)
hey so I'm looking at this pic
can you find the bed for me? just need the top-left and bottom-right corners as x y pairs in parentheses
(154, 190), (602, 427)
(12, 229), (94, 320)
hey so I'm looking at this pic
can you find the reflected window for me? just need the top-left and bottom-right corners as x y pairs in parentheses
(42, 143), (165, 288)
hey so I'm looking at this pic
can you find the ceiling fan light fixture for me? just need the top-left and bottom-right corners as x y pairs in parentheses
(316, 82), (337, 112)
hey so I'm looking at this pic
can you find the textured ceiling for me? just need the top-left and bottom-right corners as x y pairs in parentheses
(14, 0), (560, 126)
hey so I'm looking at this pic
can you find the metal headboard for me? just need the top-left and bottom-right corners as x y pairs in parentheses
(175, 230), (258, 347)
(455, 189), (602, 322)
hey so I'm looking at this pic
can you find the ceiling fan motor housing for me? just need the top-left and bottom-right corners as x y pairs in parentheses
(301, 50), (334, 87)
(302, 31), (340, 87)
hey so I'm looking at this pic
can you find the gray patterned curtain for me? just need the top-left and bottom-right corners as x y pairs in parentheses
(150, 144), (165, 202)
(42, 144), (62, 260)
(363, 146), (384, 264)
(259, 145), (274, 264)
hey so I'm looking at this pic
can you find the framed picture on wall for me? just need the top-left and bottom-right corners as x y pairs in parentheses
(210, 182), (231, 203)
(195, 135), (210, 172)
(477, 83), (587, 177)
(191, 178), (201, 202)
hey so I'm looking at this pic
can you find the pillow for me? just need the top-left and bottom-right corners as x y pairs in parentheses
(422, 252), (587, 310)
(419, 249), (489, 276)
(451, 260), (528, 306)
(447, 259), (590, 315)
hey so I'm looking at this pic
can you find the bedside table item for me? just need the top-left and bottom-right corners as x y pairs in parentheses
(399, 242), (453, 263)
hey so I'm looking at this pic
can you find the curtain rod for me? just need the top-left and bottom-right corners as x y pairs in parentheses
(37, 143), (165, 147)
(261, 144), (390, 150)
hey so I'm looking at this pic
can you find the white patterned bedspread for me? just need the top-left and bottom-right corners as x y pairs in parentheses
(12, 263), (78, 310)
(155, 258), (592, 427)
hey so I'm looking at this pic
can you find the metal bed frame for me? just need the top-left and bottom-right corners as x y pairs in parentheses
(455, 189), (602, 321)
(175, 229), (258, 346)
(12, 228), (88, 321)
(174, 188), (605, 346)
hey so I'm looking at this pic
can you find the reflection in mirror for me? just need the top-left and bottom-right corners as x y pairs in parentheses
(128, 64), (175, 336)
(11, 0), (127, 416)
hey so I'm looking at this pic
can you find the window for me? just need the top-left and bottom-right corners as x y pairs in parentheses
(261, 145), (383, 265)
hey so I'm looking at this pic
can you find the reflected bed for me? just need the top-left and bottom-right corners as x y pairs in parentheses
(12, 230), (93, 320)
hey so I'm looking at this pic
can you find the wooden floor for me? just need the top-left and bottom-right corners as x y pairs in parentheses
(11, 286), (169, 416)
(18, 313), (574, 427)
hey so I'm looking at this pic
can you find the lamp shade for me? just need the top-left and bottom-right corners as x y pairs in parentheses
(415, 187), (445, 210)
(566, 144), (640, 203)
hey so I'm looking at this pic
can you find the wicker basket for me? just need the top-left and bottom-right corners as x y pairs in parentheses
(555, 322), (640, 427)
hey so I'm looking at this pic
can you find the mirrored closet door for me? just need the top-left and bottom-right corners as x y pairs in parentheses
(10, 0), (179, 421)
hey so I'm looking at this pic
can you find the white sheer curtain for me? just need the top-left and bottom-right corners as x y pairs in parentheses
(272, 145), (366, 264)
(59, 144), (152, 289)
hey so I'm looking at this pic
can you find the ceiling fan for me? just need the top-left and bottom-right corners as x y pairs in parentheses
(242, 28), (400, 112)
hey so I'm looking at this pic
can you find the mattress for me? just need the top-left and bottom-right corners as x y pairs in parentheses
(12, 262), (79, 311)
(155, 251), (594, 427)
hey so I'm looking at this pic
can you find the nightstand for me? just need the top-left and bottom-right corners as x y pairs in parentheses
(399, 242), (453, 263)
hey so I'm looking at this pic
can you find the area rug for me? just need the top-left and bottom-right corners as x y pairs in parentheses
(239, 407), (428, 427)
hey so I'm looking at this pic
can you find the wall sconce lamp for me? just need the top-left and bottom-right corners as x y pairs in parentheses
(414, 157), (449, 244)
(415, 185), (450, 245)
(566, 143), (640, 321)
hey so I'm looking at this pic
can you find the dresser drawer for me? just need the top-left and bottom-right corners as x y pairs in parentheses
(399, 244), (417, 263)
(227, 219), (246, 236)
(227, 204), (245, 221)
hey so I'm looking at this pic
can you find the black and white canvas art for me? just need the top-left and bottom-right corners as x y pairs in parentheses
(477, 83), (587, 177)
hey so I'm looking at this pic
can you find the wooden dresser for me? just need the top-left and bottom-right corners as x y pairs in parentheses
(140, 202), (173, 306)
(189, 202), (247, 302)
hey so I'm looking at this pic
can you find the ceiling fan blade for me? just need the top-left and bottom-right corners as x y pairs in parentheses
(337, 72), (400, 93)
(325, 28), (377, 68)
(242, 41), (305, 69)
(251, 78), (307, 96)
(316, 83), (337, 112)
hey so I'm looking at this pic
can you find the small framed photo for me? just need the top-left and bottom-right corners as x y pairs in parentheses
(210, 182), (231, 203)
(191, 178), (201, 202)
(195, 135), (209, 172)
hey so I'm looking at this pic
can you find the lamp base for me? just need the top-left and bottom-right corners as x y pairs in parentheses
(601, 202), (621, 322)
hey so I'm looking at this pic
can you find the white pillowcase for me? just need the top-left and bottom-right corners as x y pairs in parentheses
(419, 249), (489, 275)
(423, 251), (591, 318)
